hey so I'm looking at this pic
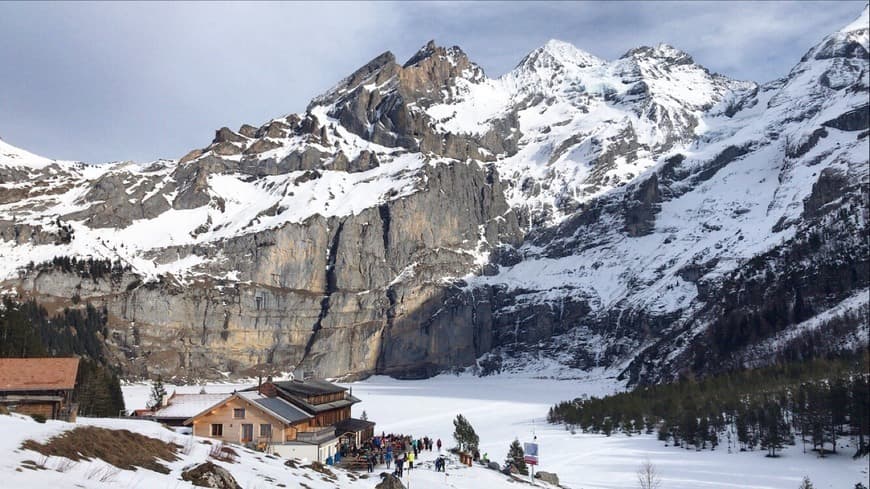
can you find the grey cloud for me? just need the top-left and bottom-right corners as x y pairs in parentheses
(0, 1), (864, 163)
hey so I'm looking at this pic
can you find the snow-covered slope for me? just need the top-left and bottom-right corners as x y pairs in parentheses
(470, 5), (869, 382)
(0, 6), (867, 382)
(1, 412), (552, 489)
(0, 138), (55, 170)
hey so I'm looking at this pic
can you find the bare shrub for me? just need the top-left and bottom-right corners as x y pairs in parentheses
(53, 457), (77, 473)
(208, 442), (238, 463)
(637, 458), (662, 489)
(182, 436), (195, 456)
(99, 465), (121, 483)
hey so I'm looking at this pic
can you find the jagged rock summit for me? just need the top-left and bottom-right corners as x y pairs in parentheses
(1, 7), (867, 383)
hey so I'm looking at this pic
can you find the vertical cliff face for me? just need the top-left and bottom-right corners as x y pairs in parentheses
(1, 6), (868, 383)
(9, 155), (521, 380)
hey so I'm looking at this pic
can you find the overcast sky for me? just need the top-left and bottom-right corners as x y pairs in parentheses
(0, 1), (865, 163)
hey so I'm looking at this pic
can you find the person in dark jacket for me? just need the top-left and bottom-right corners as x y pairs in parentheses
(395, 454), (405, 477)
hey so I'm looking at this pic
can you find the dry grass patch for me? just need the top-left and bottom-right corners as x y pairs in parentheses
(22, 426), (180, 474)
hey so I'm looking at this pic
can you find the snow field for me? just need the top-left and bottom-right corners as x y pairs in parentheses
(120, 373), (870, 489)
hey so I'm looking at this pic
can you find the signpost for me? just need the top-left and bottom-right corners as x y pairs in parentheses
(523, 442), (539, 481)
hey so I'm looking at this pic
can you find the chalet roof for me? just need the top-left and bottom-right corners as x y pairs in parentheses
(294, 395), (360, 413)
(240, 379), (359, 415)
(237, 391), (311, 424)
(151, 393), (230, 419)
(272, 379), (347, 396)
(335, 417), (376, 435)
(0, 357), (79, 392)
(183, 391), (312, 426)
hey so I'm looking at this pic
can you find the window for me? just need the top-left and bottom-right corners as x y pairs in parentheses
(260, 424), (272, 438)
(233, 408), (245, 419)
(211, 424), (223, 436)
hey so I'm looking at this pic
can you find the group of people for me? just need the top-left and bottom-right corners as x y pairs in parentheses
(348, 432), (447, 477)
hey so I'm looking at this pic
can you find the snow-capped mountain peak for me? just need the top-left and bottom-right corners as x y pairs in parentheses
(841, 3), (869, 33)
(517, 39), (605, 71)
(0, 6), (866, 384)
(620, 43), (695, 65)
(0, 137), (55, 170)
(802, 4), (868, 62)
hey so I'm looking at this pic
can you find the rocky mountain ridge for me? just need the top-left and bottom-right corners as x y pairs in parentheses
(1, 6), (867, 383)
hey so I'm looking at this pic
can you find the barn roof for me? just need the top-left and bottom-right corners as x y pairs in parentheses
(0, 358), (79, 391)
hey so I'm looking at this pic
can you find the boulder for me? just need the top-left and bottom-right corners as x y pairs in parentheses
(210, 141), (242, 156)
(256, 121), (291, 139)
(535, 471), (559, 485)
(376, 473), (406, 489)
(179, 148), (204, 164)
(244, 138), (282, 155)
(181, 462), (242, 489)
(238, 124), (258, 138)
(213, 127), (247, 144)
(350, 150), (380, 172)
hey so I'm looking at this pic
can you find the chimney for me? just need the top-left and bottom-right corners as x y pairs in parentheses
(162, 390), (173, 408)
(260, 380), (277, 398)
(293, 369), (305, 382)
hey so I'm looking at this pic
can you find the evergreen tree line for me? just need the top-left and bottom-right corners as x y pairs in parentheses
(548, 355), (869, 458)
(0, 298), (125, 417)
(24, 256), (130, 281)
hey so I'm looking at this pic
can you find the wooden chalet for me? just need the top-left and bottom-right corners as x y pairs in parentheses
(185, 376), (374, 463)
(0, 357), (79, 421)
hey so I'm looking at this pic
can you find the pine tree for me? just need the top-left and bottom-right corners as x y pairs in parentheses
(453, 414), (479, 452)
(360, 410), (368, 421)
(147, 375), (167, 410)
(505, 438), (528, 475)
(850, 376), (869, 457)
(760, 401), (787, 457)
(798, 476), (814, 489)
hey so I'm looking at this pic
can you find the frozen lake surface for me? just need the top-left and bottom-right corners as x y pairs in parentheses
(122, 372), (870, 489)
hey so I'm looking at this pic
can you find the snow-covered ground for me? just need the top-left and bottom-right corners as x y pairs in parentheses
(0, 412), (375, 489)
(341, 374), (870, 489)
(116, 373), (870, 489)
(0, 409), (557, 489)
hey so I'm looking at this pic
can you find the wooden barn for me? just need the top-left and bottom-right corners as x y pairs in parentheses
(0, 357), (80, 421)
